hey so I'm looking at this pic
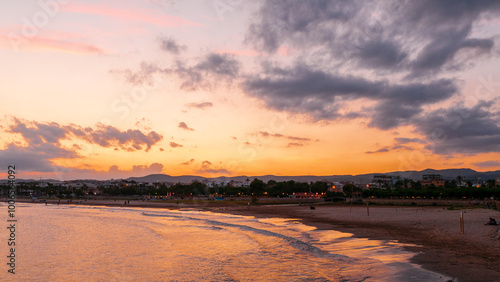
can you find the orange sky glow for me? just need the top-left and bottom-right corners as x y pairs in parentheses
(1, 0), (500, 180)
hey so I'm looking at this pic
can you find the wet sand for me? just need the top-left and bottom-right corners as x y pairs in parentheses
(214, 205), (500, 282)
(24, 199), (500, 281)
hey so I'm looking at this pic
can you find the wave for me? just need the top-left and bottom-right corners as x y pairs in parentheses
(141, 211), (350, 261)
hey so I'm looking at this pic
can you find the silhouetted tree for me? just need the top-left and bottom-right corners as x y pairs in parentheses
(343, 184), (362, 197)
(250, 178), (265, 196)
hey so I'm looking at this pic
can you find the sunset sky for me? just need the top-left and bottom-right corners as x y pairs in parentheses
(1, 0), (500, 180)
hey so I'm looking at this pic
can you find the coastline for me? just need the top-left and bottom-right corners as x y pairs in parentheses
(19, 199), (500, 281)
(213, 205), (500, 282)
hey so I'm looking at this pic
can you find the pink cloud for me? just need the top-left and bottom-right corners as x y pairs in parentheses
(15, 162), (165, 180)
(6, 118), (163, 154)
(23, 37), (105, 54)
(196, 160), (231, 175)
(63, 2), (204, 27)
(169, 142), (183, 148)
(178, 122), (194, 131)
(0, 118), (166, 179)
(181, 159), (195, 165)
(287, 142), (304, 147)
(109, 163), (164, 176)
(276, 46), (295, 56)
(0, 28), (105, 55)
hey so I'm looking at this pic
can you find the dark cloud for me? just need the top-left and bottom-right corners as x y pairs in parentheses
(287, 142), (304, 147)
(178, 122), (194, 131)
(402, 0), (499, 74)
(185, 101), (213, 109)
(245, 64), (457, 128)
(370, 79), (458, 129)
(365, 147), (389, 154)
(395, 137), (423, 144)
(104, 0), (500, 159)
(181, 159), (195, 165)
(357, 39), (407, 69)
(472, 160), (500, 168)
(286, 136), (311, 142)
(246, 64), (381, 100)
(112, 52), (240, 91)
(0, 118), (163, 174)
(242, 0), (499, 135)
(246, 0), (360, 53)
(158, 36), (187, 54)
(247, 0), (500, 76)
(369, 103), (421, 130)
(173, 53), (240, 91)
(410, 26), (494, 77)
(11, 119), (67, 146)
(71, 123), (163, 152)
(244, 64), (383, 120)
(0, 144), (71, 172)
(413, 102), (500, 154)
(6, 120), (80, 170)
(110, 62), (167, 86)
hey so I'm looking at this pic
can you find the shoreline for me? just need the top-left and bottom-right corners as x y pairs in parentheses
(17, 199), (500, 281)
(213, 205), (500, 282)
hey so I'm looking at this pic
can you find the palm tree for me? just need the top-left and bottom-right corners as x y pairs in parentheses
(456, 176), (463, 187)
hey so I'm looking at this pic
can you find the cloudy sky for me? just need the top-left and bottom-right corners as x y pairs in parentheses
(1, 0), (500, 180)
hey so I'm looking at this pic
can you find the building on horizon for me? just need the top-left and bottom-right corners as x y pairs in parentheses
(369, 174), (393, 189)
(421, 174), (444, 187)
(328, 182), (344, 192)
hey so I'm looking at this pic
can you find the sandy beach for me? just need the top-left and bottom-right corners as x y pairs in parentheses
(215, 204), (500, 282)
(24, 199), (500, 281)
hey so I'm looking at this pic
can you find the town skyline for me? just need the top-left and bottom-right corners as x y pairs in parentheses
(1, 1), (500, 180)
(4, 167), (500, 184)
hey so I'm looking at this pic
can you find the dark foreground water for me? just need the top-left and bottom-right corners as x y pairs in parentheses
(0, 203), (450, 281)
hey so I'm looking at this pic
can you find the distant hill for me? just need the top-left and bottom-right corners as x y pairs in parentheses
(3, 168), (498, 183)
(126, 168), (500, 184)
(126, 174), (206, 183)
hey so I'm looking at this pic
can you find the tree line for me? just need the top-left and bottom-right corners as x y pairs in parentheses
(363, 187), (500, 199)
(3, 177), (500, 199)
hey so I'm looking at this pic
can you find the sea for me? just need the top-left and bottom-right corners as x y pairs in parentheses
(0, 203), (451, 281)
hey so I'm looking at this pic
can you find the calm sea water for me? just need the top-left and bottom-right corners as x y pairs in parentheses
(1, 203), (450, 281)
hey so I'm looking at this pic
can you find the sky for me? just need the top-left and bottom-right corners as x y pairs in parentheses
(1, 0), (500, 180)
